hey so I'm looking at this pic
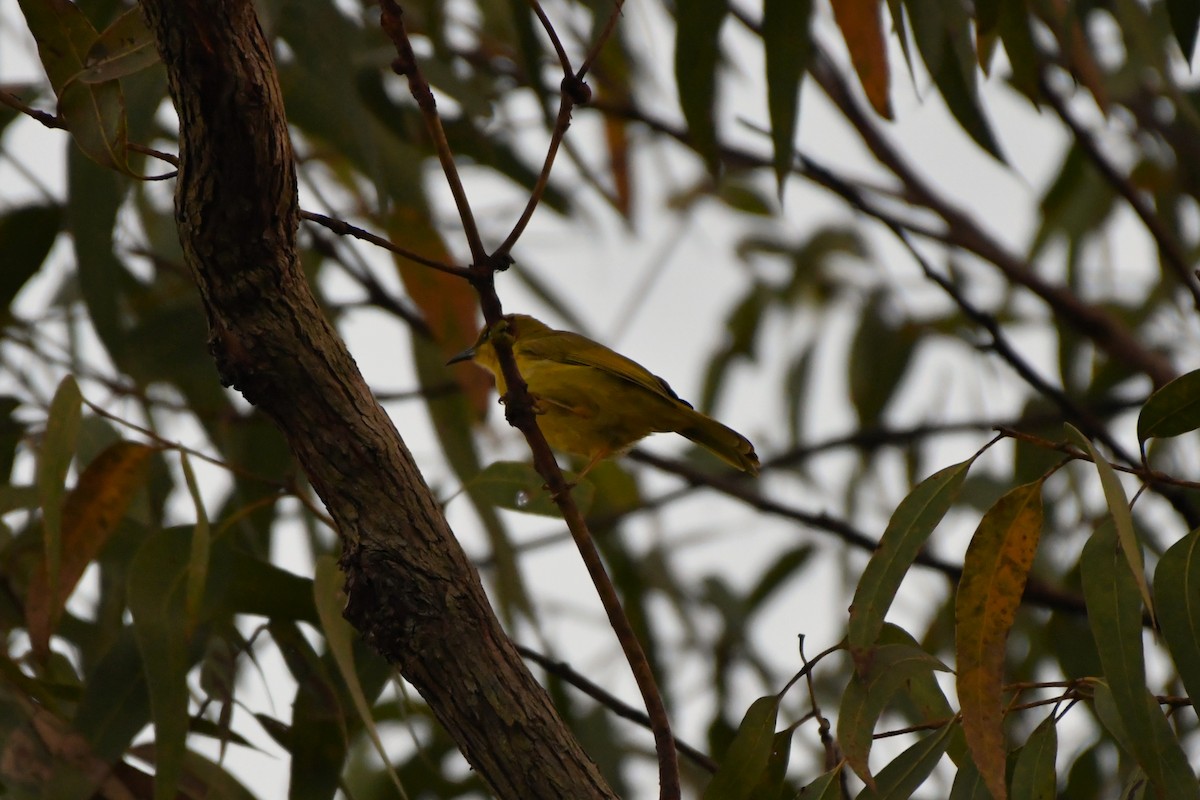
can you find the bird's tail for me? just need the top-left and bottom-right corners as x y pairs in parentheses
(677, 411), (760, 476)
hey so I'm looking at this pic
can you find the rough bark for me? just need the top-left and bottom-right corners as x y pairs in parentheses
(137, 1), (616, 796)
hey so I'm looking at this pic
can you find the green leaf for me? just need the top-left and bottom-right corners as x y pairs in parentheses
(1167, 0), (1200, 63)
(73, 630), (151, 761)
(78, 6), (160, 83)
(17, 0), (131, 171)
(269, 621), (346, 800)
(1010, 716), (1057, 800)
(856, 722), (954, 800)
(675, 0), (728, 173)
(1155, 527), (1200, 706)
(948, 759), (991, 800)
(848, 457), (975, 657)
(0, 204), (61, 323)
(1082, 522), (1199, 799)
(1138, 369), (1200, 443)
(849, 293), (920, 425)
(838, 643), (950, 786)
(763, 0), (813, 194)
(467, 460), (595, 517)
(1066, 425), (1154, 622)
(314, 557), (408, 799)
(218, 557), (318, 623)
(956, 479), (1044, 800)
(179, 452), (210, 634)
(901, 0), (1003, 161)
(128, 528), (194, 800)
(35, 374), (83, 645)
(702, 694), (779, 800)
(68, 147), (129, 363)
(797, 764), (844, 799)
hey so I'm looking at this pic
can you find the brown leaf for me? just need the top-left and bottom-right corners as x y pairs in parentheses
(955, 479), (1044, 800)
(26, 441), (154, 658)
(831, 0), (893, 118)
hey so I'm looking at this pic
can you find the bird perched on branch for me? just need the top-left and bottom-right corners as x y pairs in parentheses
(448, 314), (760, 479)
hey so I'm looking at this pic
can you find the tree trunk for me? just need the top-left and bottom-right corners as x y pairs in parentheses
(137, 1), (616, 796)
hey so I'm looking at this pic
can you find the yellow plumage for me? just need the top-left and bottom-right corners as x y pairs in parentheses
(449, 315), (760, 478)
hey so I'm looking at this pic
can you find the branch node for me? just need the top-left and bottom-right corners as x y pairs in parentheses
(562, 75), (592, 105)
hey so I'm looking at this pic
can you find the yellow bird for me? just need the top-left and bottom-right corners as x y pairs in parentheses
(448, 314), (760, 479)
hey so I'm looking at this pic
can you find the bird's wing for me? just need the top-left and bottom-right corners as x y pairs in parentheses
(517, 330), (692, 408)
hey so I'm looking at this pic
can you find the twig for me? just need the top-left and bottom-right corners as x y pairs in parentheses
(378, 4), (680, 796)
(300, 210), (471, 279)
(0, 88), (64, 128)
(516, 644), (718, 773)
(624, 448), (1100, 621)
(1039, 73), (1200, 311)
(379, 0), (486, 264)
(997, 426), (1200, 491)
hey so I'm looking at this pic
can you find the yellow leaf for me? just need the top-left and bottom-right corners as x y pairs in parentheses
(27, 441), (154, 657)
(955, 479), (1044, 800)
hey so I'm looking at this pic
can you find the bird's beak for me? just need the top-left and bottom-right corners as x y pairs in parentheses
(446, 346), (476, 366)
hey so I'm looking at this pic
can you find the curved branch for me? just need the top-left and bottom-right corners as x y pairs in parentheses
(137, 1), (614, 797)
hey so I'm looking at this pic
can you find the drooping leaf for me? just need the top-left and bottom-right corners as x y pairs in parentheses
(314, 556), (408, 799)
(72, 629), (151, 761)
(78, 6), (160, 84)
(269, 621), (346, 800)
(1166, 0), (1200, 64)
(751, 728), (796, 799)
(956, 479), (1044, 800)
(901, 0), (1003, 161)
(0, 205), (61, 324)
(763, 0), (813, 194)
(467, 460), (595, 517)
(28, 440), (153, 658)
(128, 528), (195, 800)
(838, 643), (950, 786)
(1066, 425), (1154, 622)
(830, 0), (892, 118)
(876, 624), (968, 766)
(1010, 715), (1057, 800)
(17, 0), (131, 171)
(1138, 369), (1200, 443)
(948, 758), (991, 800)
(797, 765), (845, 799)
(848, 457), (975, 658)
(849, 293), (920, 425)
(675, 0), (728, 173)
(33, 374), (83, 655)
(702, 694), (779, 800)
(68, 147), (129, 363)
(178, 451), (210, 635)
(1082, 522), (1199, 799)
(1155, 527), (1200, 706)
(855, 721), (953, 800)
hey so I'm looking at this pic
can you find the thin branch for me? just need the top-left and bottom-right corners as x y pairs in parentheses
(0, 88), (64, 128)
(577, 0), (626, 80)
(494, 90), (578, 257)
(379, 0), (487, 264)
(517, 645), (718, 774)
(997, 426), (1200, 492)
(623, 449), (1100, 621)
(528, 0), (573, 75)
(300, 210), (471, 279)
(1039, 73), (1200, 311)
(377, 4), (679, 796)
(804, 45), (1177, 389)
